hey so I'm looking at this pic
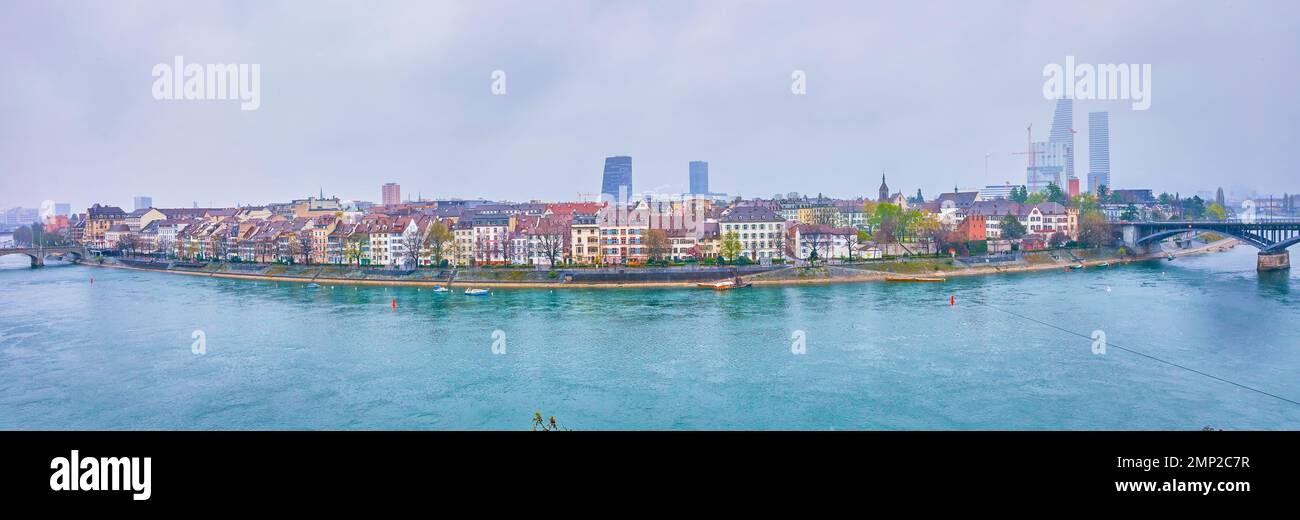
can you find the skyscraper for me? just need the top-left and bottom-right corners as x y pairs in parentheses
(688, 161), (709, 194)
(600, 156), (633, 202)
(382, 183), (401, 206)
(1088, 111), (1111, 194)
(1026, 98), (1074, 193)
(133, 196), (153, 210)
(1048, 97), (1075, 181)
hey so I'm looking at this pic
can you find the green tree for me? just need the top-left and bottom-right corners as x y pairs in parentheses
(720, 230), (742, 263)
(1043, 182), (1067, 204)
(1206, 202), (1228, 221)
(344, 242), (362, 266)
(1070, 193), (1099, 213)
(1024, 191), (1047, 205)
(1010, 186), (1029, 204)
(869, 203), (903, 243)
(423, 221), (455, 265)
(1119, 204), (1140, 221)
(1078, 211), (1110, 247)
(1181, 196), (1207, 219)
(998, 214), (1027, 239)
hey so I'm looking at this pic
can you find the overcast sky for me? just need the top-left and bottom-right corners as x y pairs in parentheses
(2, 0), (1298, 211)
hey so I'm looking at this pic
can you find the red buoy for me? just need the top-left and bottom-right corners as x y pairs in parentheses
(391, 298), (397, 310)
(949, 295), (955, 306)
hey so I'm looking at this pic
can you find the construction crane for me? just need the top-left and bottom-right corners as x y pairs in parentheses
(1011, 124), (1035, 190)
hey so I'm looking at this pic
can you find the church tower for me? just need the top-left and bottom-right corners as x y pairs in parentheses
(878, 172), (890, 202)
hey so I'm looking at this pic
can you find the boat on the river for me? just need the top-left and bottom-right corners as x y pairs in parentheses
(1067, 264), (1085, 270)
(432, 285), (449, 293)
(697, 278), (751, 290)
(464, 288), (489, 296)
(885, 276), (945, 282)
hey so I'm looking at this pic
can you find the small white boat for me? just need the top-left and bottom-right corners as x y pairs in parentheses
(431, 285), (449, 293)
(464, 288), (490, 296)
(696, 279), (752, 290)
(306, 283), (321, 288)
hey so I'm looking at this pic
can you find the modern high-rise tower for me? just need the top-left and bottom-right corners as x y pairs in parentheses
(688, 161), (709, 194)
(133, 196), (153, 211)
(1027, 98), (1074, 193)
(1088, 111), (1111, 194)
(600, 156), (633, 202)
(382, 183), (401, 205)
(1048, 98), (1075, 181)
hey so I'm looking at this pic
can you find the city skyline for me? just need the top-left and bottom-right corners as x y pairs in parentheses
(3, 1), (1298, 211)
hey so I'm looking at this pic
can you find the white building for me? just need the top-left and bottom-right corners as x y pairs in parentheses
(719, 206), (786, 261)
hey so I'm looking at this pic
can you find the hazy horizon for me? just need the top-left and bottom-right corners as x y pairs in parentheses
(3, 0), (1298, 212)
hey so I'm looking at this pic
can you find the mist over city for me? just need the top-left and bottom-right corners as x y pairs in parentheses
(3, 0), (1298, 214)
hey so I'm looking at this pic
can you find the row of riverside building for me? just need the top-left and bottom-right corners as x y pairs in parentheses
(69, 182), (1084, 267)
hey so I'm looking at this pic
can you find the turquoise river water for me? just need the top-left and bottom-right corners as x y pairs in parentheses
(1, 246), (1297, 430)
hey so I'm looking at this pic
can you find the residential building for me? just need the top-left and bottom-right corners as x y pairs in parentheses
(125, 208), (167, 232)
(719, 206), (785, 262)
(84, 204), (126, 247)
(569, 214), (600, 264)
(382, 183), (401, 206)
(104, 224), (132, 249)
(791, 224), (856, 260)
(596, 203), (649, 264)
(469, 215), (511, 265)
(957, 214), (987, 241)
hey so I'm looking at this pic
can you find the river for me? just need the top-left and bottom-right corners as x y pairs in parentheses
(1, 246), (1297, 430)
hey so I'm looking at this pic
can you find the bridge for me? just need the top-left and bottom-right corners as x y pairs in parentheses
(1118, 219), (1300, 271)
(0, 246), (88, 267)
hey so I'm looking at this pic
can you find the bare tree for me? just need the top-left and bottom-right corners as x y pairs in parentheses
(644, 229), (670, 262)
(403, 230), (423, 268)
(537, 231), (565, 266)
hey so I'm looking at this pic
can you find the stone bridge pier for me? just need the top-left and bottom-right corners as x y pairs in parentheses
(1258, 250), (1290, 271)
(1120, 224), (1148, 256)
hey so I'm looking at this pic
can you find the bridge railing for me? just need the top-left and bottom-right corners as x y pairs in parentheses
(1111, 218), (1300, 225)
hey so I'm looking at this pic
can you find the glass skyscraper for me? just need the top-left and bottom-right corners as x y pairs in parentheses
(1027, 97), (1074, 193)
(688, 161), (708, 194)
(601, 156), (633, 201)
(1048, 97), (1074, 181)
(1088, 111), (1111, 194)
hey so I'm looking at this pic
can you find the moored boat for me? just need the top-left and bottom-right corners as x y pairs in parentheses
(464, 288), (489, 296)
(697, 278), (751, 290)
(432, 285), (449, 293)
(885, 276), (945, 282)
